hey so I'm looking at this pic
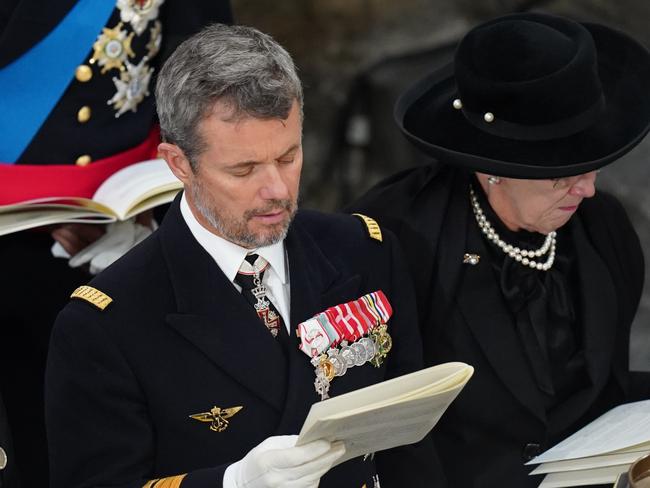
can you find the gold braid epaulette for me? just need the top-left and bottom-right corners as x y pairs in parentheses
(70, 286), (113, 310)
(352, 213), (382, 242)
(142, 474), (187, 488)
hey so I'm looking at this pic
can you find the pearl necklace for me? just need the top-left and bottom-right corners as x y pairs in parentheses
(470, 185), (556, 271)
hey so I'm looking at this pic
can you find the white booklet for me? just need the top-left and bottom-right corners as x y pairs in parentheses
(527, 399), (650, 487)
(0, 158), (182, 236)
(297, 361), (474, 465)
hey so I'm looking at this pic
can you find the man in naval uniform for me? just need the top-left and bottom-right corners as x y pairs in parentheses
(0, 2), (233, 486)
(45, 23), (443, 488)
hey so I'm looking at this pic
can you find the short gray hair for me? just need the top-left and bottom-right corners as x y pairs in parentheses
(155, 23), (303, 168)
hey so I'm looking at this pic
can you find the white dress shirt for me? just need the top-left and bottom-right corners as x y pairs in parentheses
(179, 193), (291, 331)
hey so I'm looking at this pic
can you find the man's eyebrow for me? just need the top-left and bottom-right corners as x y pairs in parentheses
(225, 160), (257, 170)
(277, 144), (300, 158)
(224, 144), (301, 168)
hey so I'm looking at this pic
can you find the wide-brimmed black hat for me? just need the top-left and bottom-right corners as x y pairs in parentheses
(395, 12), (650, 178)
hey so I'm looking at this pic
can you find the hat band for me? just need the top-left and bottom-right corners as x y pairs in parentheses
(461, 95), (605, 141)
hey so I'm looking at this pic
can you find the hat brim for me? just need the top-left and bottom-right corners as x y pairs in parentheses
(395, 23), (650, 178)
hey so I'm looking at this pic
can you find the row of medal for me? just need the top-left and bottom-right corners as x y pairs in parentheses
(297, 290), (393, 400)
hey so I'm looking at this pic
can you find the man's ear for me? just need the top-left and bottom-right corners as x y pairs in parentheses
(158, 142), (194, 185)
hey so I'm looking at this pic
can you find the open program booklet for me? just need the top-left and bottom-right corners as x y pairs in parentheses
(0, 158), (181, 236)
(527, 400), (650, 487)
(297, 361), (474, 464)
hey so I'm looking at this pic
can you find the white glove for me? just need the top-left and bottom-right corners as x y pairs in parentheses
(223, 435), (345, 488)
(51, 218), (154, 274)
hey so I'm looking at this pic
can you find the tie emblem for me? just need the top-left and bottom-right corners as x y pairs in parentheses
(235, 254), (283, 337)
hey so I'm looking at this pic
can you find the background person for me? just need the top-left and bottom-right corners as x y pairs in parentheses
(0, 2), (233, 486)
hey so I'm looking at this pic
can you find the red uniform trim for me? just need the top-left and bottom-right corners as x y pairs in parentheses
(0, 127), (160, 205)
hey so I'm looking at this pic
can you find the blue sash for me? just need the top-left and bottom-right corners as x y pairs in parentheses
(0, 0), (115, 163)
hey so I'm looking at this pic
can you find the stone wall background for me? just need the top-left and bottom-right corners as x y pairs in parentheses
(231, 0), (650, 370)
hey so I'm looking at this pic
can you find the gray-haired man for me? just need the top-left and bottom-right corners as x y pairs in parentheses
(45, 24), (443, 488)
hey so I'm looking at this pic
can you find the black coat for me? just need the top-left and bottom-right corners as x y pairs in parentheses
(45, 197), (444, 488)
(349, 164), (645, 487)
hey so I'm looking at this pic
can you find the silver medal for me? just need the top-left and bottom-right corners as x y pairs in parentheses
(351, 342), (368, 366)
(339, 343), (356, 368)
(328, 348), (348, 376)
(359, 337), (377, 361)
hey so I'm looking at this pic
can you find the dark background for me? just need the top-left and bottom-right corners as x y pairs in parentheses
(231, 0), (650, 371)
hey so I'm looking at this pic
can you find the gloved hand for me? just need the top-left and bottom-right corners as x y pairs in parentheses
(223, 435), (345, 488)
(51, 218), (155, 274)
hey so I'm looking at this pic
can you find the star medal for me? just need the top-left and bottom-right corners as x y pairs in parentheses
(117, 0), (165, 36)
(107, 57), (153, 118)
(91, 22), (135, 73)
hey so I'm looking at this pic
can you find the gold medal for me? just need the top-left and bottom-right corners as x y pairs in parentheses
(90, 22), (135, 74)
(369, 323), (392, 367)
(312, 354), (334, 400)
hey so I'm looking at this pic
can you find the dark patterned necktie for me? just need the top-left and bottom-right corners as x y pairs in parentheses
(234, 254), (285, 338)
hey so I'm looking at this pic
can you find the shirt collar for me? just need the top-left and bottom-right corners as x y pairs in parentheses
(180, 192), (287, 284)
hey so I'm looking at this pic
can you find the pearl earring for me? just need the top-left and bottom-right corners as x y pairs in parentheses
(487, 176), (501, 185)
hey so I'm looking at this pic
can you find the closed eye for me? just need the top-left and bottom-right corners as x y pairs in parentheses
(228, 163), (255, 177)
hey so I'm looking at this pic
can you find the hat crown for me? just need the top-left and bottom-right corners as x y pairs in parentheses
(472, 20), (576, 82)
(455, 13), (603, 136)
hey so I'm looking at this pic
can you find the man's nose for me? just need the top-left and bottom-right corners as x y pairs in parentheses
(259, 165), (290, 200)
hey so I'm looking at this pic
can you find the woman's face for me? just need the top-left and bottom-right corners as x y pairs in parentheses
(479, 171), (599, 234)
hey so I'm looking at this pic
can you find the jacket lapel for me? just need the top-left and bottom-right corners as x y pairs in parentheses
(275, 218), (362, 433)
(456, 216), (546, 422)
(160, 199), (288, 412)
(572, 218), (617, 392)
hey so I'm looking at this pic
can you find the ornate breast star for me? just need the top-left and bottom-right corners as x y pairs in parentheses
(91, 22), (135, 74)
(117, 0), (165, 36)
(107, 57), (154, 117)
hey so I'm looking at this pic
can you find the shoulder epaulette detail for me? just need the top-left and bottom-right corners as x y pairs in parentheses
(70, 286), (113, 310)
(143, 474), (187, 488)
(352, 213), (383, 242)
(142, 473), (187, 488)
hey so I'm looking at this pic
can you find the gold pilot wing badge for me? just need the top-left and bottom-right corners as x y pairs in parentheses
(189, 405), (243, 432)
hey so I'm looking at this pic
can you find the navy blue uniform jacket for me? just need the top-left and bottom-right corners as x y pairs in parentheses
(45, 197), (443, 488)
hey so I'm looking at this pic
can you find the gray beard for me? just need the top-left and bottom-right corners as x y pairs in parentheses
(188, 181), (295, 248)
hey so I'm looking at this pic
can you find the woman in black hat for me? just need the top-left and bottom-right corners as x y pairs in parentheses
(350, 12), (650, 487)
